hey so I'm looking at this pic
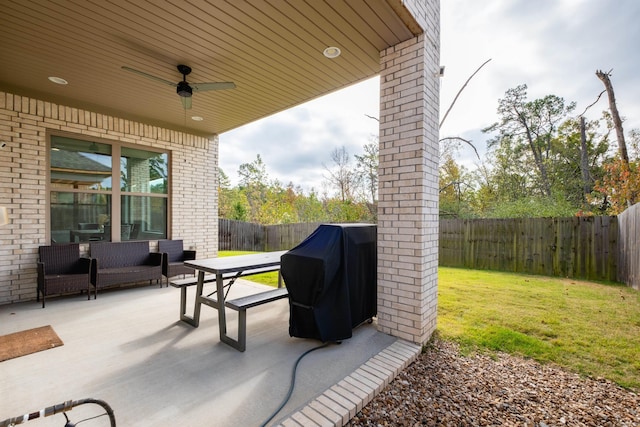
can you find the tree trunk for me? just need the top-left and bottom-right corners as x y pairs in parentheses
(596, 70), (629, 164)
(579, 116), (592, 201)
(520, 112), (552, 197)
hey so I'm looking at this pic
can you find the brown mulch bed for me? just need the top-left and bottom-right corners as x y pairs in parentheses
(350, 339), (640, 427)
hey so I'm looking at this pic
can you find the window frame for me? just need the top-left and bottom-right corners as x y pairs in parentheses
(47, 132), (171, 243)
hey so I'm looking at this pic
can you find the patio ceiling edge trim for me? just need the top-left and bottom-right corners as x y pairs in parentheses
(387, 0), (424, 36)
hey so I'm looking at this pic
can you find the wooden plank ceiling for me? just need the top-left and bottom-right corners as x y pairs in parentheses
(0, 0), (420, 136)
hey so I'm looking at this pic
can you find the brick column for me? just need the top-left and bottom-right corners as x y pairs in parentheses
(377, 1), (440, 344)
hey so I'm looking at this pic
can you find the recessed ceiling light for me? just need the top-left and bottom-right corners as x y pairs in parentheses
(48, 76), (68, 85)
(323, 46), (341, 59)
(191, 116), (204, 121)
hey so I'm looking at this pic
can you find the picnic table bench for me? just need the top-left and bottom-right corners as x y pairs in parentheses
(225, 287), (289, 350)
(170, 266), (284, 324)
(177, 252), (289, 352)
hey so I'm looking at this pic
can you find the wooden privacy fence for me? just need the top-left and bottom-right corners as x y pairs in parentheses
(439, 217), (618, 282)
(617, 204), (640, 290)
(218, 219), (265, 251)
(220, 212), (640, 288)
(263, 222), (321, 251)
(218, 219), (319, 252)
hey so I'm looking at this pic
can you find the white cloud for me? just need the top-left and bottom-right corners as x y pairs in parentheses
(220, 77), (379, 192)
(222, 1), (640, 189)
(440, 0), (640, 169)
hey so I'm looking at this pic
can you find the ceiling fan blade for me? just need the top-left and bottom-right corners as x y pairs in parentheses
(121, 66), (177, 87)
(191, 82), (236, 92)
(181, 96), (192, 110)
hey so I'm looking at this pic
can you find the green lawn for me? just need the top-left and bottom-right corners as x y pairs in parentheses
(220, 251), (640, 390)
(218, 251), (281, 287)
(438, 267), (640, 391)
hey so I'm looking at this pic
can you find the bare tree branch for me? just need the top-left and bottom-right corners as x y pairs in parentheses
(578, 89), (606, 117)
(323, 146), (357, 202)
(439, 136), (480, 160)
(439, 58), (492, 130)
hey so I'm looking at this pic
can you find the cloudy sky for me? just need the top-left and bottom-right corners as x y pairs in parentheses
(220, 0), (640, 192)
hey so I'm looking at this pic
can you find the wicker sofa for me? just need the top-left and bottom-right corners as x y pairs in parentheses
(90, 241), (163, 296)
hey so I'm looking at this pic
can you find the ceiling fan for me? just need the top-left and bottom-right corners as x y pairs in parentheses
(121, 64), (235, 109)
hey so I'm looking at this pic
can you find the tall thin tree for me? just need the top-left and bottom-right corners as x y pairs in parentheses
(578, 117), (592, 202)
(596, 69), (629, 165)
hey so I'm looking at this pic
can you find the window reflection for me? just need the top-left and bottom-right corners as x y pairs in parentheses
(121, 196), (167, 240)
(50, 192), (111, 243)
(50, 137), (112, 190)
(121, 147), (168, 194)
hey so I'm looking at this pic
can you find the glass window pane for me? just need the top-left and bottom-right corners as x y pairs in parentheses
(50, 192), (111, 243)
(121, 195), (167, 240)
(121, 147), (168, 194)
(51, 136), (112, 190)
(49, 136), (170, 243)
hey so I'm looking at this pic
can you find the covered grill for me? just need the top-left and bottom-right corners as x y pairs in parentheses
(281, 223), (377, 342)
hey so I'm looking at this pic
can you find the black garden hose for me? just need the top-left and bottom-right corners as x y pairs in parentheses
(259, 342), (331, 427)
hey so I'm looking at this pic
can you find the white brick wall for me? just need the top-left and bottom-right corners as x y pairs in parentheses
(377, 0), (440, 344)
(0, 91), (219, 305)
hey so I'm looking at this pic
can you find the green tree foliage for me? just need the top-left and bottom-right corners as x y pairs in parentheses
(231, 200), (248, 221)
(483, 135), (532, 202)
(439, 154), (476, 218)
(256, 182), (300, 224)
(218, 168), (249, 221)
(324, 199), (370, 223)
(483, 84), (576, 198)
(294, 189), (325, 223)
(549, 117), (610, 209)
(218, 143), (378, 225)
(488, 195), (578, 218)
(237, 154), (268, 221)
(354, 140), (379, 220)
(218, 83), (636, 223)
(467, 84), (624, 218)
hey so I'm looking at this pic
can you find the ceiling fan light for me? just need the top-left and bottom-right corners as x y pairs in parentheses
(176, 82), (192, 97)
(181, 96), (192, 110)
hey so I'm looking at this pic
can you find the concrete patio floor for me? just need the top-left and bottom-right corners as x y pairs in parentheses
(0, 279), (420, 426)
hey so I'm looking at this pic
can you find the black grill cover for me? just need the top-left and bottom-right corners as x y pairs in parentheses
(281, 223), (377, 342)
